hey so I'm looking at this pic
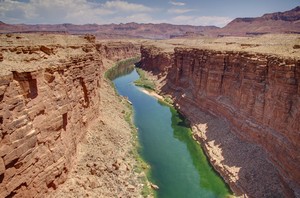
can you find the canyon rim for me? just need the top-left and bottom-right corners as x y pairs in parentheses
(0, 3), (300, 198)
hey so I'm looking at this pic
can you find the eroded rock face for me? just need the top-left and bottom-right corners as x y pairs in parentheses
(140, 45), (173, 75)
(0, 55), (102, 198)
(96, 41), (140, 61)
(0, 34), (140, 197)
(140, 45), (300, 197)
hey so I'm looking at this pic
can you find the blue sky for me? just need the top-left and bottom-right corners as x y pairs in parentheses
(0, 0), (299, 27)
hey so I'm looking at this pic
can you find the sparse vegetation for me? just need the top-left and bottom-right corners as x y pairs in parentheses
(163, 96), (173, 105)
(105, 56), (141, 80)
(134, 68), (156, 91)
(123, 99), (154, 198)
(105, 56), (140, 102)
(105, 58), (154, 198)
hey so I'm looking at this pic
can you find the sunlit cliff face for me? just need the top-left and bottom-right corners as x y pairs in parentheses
(0, 34), (140, 197)
(139, 43), (300, 197)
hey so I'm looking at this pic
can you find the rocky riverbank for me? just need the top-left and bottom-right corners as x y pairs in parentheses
(49, 59), (146, 198)
(139, 35), (300, 197)
(0, 33), (144, 197)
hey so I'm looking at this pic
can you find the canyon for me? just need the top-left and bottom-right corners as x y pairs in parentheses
(0, 32), (299, 198)
(0, 33), (141, 197)
(139, 35), (300, 197)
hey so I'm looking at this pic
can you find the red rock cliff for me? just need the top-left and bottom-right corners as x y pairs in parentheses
(0, 34), (139, 197)
(140, 45), (300, 197)
(97, 41), (140, 61)
(140, 45), (173, 75)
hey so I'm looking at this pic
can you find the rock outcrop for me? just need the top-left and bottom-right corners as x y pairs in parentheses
(140, 46), (173, 76)
(140, 44), (300, 197)
(0, 54), (101, 198)
(0, 34), (139, 197)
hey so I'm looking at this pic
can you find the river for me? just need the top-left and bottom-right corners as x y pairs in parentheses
(113, 68), (231, 198)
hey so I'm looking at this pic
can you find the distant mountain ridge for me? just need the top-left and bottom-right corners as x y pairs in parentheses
(218, 6), (300, 36)
(261, 6), (300, 21)
(0, 21), (218, 39)
(0, 6), (299, 38)
(231, 6), (300, 23)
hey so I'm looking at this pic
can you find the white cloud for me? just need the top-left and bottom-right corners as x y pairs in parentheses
(0, 0), (232, 27)
(169, 1), (185, 6)
(110, 13), (156, 24)
(168, 8), (193, 14)
(103, 1), (153, 12)
(170, 15), (233, 27)
(0, 0), (32, 23)
(0, 0), (153, 24)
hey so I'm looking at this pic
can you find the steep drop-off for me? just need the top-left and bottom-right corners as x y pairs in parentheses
(0, 34), (139, 197)
(140, 44), (300, 197)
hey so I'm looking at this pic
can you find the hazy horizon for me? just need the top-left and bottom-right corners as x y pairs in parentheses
(0, 0), (298, 27)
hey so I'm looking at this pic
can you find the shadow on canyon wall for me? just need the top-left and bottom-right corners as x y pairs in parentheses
(169, 92), (294, 198)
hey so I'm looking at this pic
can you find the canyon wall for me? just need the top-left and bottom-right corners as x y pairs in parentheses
(97, 41), (140, 61)
(140, 46), (173, 76)
(0, 34), (139, 197)
(140, 45), (300, 197)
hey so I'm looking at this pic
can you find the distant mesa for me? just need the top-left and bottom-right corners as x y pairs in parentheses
(219, 6), (300, 36)
(0, 6), (299, 38)
(0, 21), (219, 39)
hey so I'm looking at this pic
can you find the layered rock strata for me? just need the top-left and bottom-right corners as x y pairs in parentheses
(140, 45), (300, 197)
(48, 61), (145, 198)
(0, 34), (139, 197)
(97, 41), (140, 61)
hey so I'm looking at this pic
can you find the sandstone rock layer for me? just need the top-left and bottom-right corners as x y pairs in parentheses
(0, 54), (102, 198)
(0, 34), (139, 197)
(140, 45), (300, 197)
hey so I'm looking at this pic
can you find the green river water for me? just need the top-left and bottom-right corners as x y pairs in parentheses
(113, 68), (231, 198)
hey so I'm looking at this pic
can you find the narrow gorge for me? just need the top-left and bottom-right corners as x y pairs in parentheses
(139, 40), (300, 197)
(0, 34), (140, 197)
(0, 33), (299, 198)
